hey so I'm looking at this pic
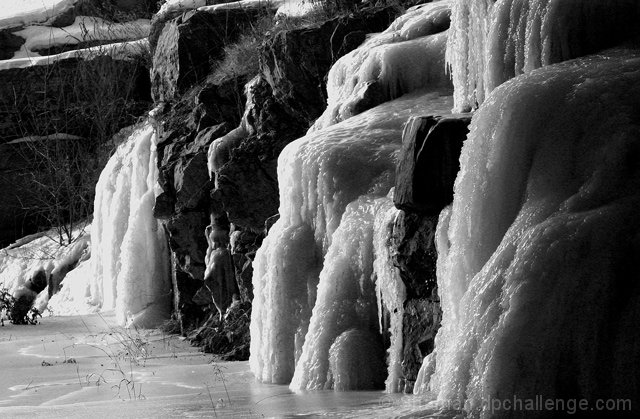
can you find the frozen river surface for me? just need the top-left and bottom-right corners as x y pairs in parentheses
(0, 313), (447, 418)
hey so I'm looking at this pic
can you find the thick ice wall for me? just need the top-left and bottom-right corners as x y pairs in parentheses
(447, 0), (640, 111)
(289, 196), (386, 391)
(416, 49), (640, 415)
(311, 1), (452, 130)
(289, 195), (406, 391)
(250, 91), (453, 386)
(91, 121), (170, 327)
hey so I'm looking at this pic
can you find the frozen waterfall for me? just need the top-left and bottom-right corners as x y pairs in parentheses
(447, 0), (640, 111)
(415, 49), (640, 415)
(89, 120), (171, 327)
(249, 1), (454, 391)
(250, 91), (452, 389)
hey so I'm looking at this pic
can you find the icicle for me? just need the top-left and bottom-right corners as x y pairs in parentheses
(372, 198), (406, 393)
(446, 0), (640, 111)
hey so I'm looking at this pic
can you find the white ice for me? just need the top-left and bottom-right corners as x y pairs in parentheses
(311, 0), (451, 130)
(415, 48), (640, 416)
(249, 89), (453, 388)
(249, 2), (455, 392)
(446, 0), (640, 111)
(90, 120), (171, 328)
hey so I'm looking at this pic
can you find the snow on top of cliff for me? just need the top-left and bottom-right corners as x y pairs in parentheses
(10, 16), (150, 59)
(157, 0), (284, 17)
(156, 0), (321, 19)
(0, 38), (149, 70)
(0, 0), (77, 29)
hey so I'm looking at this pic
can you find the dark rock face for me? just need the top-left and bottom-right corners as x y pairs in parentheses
(394, 114), (472, 215)
(213, 5), (401, 231)
(171, 256), (206, 334)
(150, 7), (268, 103)
(401, 296), (441, 392)
(153, 3), (407, 357)
(392, 112), (472, 392)
(392, 211), (439, 300)
(261, 6), (399, 127)
(211, 81), (292, 231)
(156, 122), (232, 280)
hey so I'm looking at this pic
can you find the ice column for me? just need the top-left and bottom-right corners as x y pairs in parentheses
(91, 120), (170, 327)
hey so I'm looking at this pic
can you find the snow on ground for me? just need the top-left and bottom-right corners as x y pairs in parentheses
(0, 0), (77, 29)
(0, 227), (90, 316)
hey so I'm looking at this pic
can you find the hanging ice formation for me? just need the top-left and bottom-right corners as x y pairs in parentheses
(447, 0), (640, 111)
(89, 118), (171, 327)
(413, 0), (640, 416)
(249, 1), (453, 392)
(311, 0), (452, 130)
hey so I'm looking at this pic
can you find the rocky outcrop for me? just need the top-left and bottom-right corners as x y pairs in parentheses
(156, 4), (407, 342)
(212, 5), (403, 231)
(150, 7), (269, 103)
(392, 113), (471, 392)
(394, 114), (473, 215)
(260, 6), (400, 126)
